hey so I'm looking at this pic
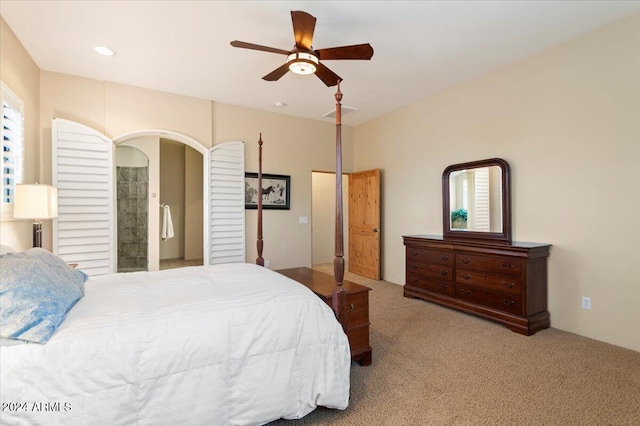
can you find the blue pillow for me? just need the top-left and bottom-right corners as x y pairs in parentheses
(24, 248), (88, 295)
(0, 252), (83, 344)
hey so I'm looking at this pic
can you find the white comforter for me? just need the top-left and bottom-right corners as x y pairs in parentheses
(0, 263), (350, 425)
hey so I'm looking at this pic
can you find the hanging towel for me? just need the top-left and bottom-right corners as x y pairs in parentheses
(161, 204), (174, 241)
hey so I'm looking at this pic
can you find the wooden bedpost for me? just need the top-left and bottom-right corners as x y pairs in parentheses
(256, 133), (265, 266)
(332, 81), (347, 329)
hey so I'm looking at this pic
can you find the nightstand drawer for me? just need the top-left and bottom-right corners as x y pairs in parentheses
(346, 324), (369, 352)
(346, 291), (369, 328)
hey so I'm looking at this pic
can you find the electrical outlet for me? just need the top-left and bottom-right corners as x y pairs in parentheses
(581, 296), (591, 310)
(265, 260), (271, 269)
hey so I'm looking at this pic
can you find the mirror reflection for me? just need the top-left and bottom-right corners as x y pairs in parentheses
(449, 166), (503, 232)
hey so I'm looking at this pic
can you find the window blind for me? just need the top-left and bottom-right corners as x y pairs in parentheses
(1, 86), (24, 205)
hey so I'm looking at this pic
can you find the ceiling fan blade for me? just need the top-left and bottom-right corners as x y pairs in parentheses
(262, 63), (290, 81)
(316, 43), (374, 60)
(230, 40), (290, 55)
(291, 11), (316, 50)
(315, 62), (342, 87)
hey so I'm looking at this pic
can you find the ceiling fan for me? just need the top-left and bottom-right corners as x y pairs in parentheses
(230, 10), (374, 87)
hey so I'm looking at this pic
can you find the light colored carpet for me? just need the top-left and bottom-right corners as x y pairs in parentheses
(271, 268), (640, 425)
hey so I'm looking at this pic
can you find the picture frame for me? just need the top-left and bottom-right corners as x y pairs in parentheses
(244, 173), (290, 210)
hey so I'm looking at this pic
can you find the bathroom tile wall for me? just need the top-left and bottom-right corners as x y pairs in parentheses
(117, 166), (148, 272)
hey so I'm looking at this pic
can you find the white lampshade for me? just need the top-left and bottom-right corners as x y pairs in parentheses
(13, 184), (58, 220)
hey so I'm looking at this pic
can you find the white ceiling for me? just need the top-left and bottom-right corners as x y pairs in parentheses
(1, 1), (639, 126)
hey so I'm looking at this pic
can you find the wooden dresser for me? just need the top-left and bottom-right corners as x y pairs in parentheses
(277, 267), (372, 365)
(403, 235), (551, 335)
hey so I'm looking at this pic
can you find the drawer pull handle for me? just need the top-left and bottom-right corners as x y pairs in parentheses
(502, 299), (515, 307)
(411, 263), (418, 269)
(502, 281), (515, 289)
(347, 303), (356, 313)
(462, 258), (471, 264)
(460, 288), (471, 296)
(410, 276), (418, 283)
(440, 255), (449, 261)
(440, 283), (449, 290)
(411, 251), (419, 257)
(461, 274), (471, 280)
(502, 263), (515, 269)
(439, 269), (448, 276)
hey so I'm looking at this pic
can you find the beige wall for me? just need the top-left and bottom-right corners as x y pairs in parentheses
(312, 172), (349, 265)
(159, 140), (185, 260)
(184, 146), (203, 260)
(354, 15), (640, 351)
(0, 17), (40, 251)
(212, 102), (354, 270)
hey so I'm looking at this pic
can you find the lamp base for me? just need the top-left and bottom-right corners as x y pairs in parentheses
(33, 221), (42, 248)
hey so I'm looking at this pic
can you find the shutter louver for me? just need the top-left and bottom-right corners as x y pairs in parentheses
(53, 119), (114, 276)
(208, 141), (245, 264)
(474, 167), (490, 232)
(1, 97), (23, 204)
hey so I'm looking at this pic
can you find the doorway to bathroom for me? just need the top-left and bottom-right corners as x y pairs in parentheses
(116, 138), (204, 272)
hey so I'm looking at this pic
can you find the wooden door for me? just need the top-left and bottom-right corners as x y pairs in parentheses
(349, 169), (381, 279)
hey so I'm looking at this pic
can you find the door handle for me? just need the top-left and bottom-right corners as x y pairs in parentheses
(373, 228), (380, 232)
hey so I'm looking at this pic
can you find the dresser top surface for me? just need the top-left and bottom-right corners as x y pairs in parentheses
(403, 234), (551, 249)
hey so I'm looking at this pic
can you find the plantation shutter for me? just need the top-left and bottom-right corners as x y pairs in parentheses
(474, 167), (490, 232)
(208, 141), (245, 264)
(52, 118), (114, 276)
(1, 87), (23, 204)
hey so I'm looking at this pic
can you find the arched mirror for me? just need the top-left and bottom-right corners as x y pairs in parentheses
(442, 158), (511, 243)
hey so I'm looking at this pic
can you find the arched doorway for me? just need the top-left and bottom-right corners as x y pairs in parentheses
(114, 130), (205, 272)
(52, 119), (245, 276)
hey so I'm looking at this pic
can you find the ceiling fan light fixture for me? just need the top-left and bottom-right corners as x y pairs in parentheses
(287, 52), (318, 75)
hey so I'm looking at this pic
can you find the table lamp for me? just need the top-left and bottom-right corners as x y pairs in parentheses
(13, 184), (58, 248)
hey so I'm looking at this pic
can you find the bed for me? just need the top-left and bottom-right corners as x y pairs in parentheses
(1, 83), (353, 426)
(0, 255), (349, 425)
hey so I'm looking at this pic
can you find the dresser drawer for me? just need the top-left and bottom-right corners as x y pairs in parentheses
(407, 262), (453, 281)
(456, 253), (522, 276)
(456, 270), (522, 295)
(407, 247), (453, 266)
(456, 285), (522, 315)
(345, 291), (369, 327)
(407, 273), (454, 296)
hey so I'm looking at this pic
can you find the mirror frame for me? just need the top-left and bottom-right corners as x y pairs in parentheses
(442, 158), (511, 243)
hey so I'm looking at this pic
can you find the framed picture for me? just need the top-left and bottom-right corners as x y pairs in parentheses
(245, 173), (290, 210)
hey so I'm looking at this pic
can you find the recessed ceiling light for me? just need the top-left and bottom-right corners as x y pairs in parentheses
(94, 46), (114, 56)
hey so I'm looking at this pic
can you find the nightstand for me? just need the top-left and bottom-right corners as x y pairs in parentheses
(277, 267), (372, 366)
